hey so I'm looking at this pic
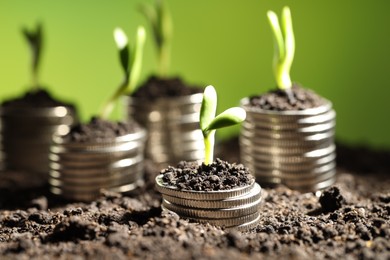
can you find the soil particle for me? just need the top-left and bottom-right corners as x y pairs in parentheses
(131, 75), (202, 100)
(1, 89), (73, 108)
(249, 84), (326, 111)
(319, 186), (346, 213)
(45, 216), (99, 242)
(65, 117), (140, 143)
(161, 158), (254, 191)
(28, 211), (52, 225)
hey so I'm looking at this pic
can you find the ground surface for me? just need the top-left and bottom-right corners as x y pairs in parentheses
(0, 141), (389, 259)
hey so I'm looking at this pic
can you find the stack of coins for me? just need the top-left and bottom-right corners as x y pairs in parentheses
(156, 176), (262, 230)
(127, 94), (204, 167)
(49, 129), (146, 201)
(240, 99), (336, 192)
(0, 106), (76, 178)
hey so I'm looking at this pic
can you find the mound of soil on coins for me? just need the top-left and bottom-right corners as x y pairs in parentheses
(249, 84), (326, 111)
(131, 75), (202, 100)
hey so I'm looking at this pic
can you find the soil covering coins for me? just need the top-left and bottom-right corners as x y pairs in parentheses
(161, 158), (254, 191)
(249, 84), (326, 111)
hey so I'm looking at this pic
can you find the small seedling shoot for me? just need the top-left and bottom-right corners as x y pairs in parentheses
(100, 26), (146, 119)
(23, 23), (43, 91)
(267, 6), (296, 102)
(200, 85), (246, 165)
(139, 0), (172, 77)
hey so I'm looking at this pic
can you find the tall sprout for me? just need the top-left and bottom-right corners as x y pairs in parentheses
(140, 0), (173, 77)
(100, 26), (146, 119)
(23, 23), (43, 90)
(267, 6), (296, 101)
(200, 86), (246, 165)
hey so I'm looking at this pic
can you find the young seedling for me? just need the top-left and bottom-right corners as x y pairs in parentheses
(100, 26), (146, 119)
(200, 85), (246, 165)
(23, 23), (43, 91)
(139, 0), (172, 77)
(267, 6), (296, 102)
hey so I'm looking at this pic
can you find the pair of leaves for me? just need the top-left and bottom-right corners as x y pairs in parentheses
(100, 26), (146, 119)
(113, 26), (146, 95)
(200, 85), (246, 137)
(267, 6), (295, 90)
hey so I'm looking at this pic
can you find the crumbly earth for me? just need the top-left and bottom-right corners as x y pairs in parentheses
(0, 142), (389, 259)
(65, 117), (141, 143)
(249, 84), (326, 111)
(1, 89), (74, 108)
(161, 158), (254, 191)
(131, 75), (203, 100)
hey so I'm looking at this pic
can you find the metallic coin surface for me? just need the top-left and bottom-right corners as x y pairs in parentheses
(156, 175), (256, 201)
(163, 183), (262, 209)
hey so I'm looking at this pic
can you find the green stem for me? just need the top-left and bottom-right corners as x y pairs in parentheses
(204, 130), (215, 165)
(128, 26), (146, 93)
(100, 77), (128, 119)
(31, 70), (39, 91)
(267, 7), (295, 90)
(158, 42), (170, 77)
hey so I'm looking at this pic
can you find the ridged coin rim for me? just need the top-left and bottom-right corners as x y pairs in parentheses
(156, 175), (255, 201)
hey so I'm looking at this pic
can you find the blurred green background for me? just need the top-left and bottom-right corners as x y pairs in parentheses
(1, 0), (389, 148)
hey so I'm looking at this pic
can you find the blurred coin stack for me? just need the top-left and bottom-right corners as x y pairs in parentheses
(127, 93), (204, 167)
(156, 176), (262, 230)
(49, 129), (146, 201)
(0, 106), (76, 178)
(240, 99), (336, 192)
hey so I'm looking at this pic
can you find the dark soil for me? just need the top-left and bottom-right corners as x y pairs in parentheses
(65, 117), (141, 143)
(131, 75), (203, 100)
(161, 158), (254, 191)
(1, 89), (74, 108)
(0, 140), (389, 259)
(249, 84), (326, 111)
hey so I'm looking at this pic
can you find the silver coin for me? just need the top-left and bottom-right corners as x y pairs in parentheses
(162, 206), (261, 228)
(162, 183), (262, 209)
(243, 152), (336, 170)
(251, 161), (336, 176)
(155, 175), (256, 201)
(241, 98), (332, 117)
(162, 198), (261, 219)
(230, 213), (260, 231)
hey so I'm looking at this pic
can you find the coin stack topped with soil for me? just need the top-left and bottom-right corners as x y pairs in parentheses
(127, 76), (204, 167)
(240, 85), (336, 191)
(155, 158), (262, 230)
(0, 89), (76, 180)
(49, 117), (146, 202)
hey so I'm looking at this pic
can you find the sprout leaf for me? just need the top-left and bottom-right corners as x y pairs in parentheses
(100, 26), (146, 119)
(114, 28), (130, 75)
(205, 107), (246, 132)
(199, 85), (246, 165)
(23, 23), (43, 90)
(200, 85), (217, 133)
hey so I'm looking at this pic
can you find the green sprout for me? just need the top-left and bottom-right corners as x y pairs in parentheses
(200, 85), (246, 165)
(100, 26), (146, 119)
(267, 6), (296, 101)
(139, 0), (173, 77)
(23, 23), (43, 90)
